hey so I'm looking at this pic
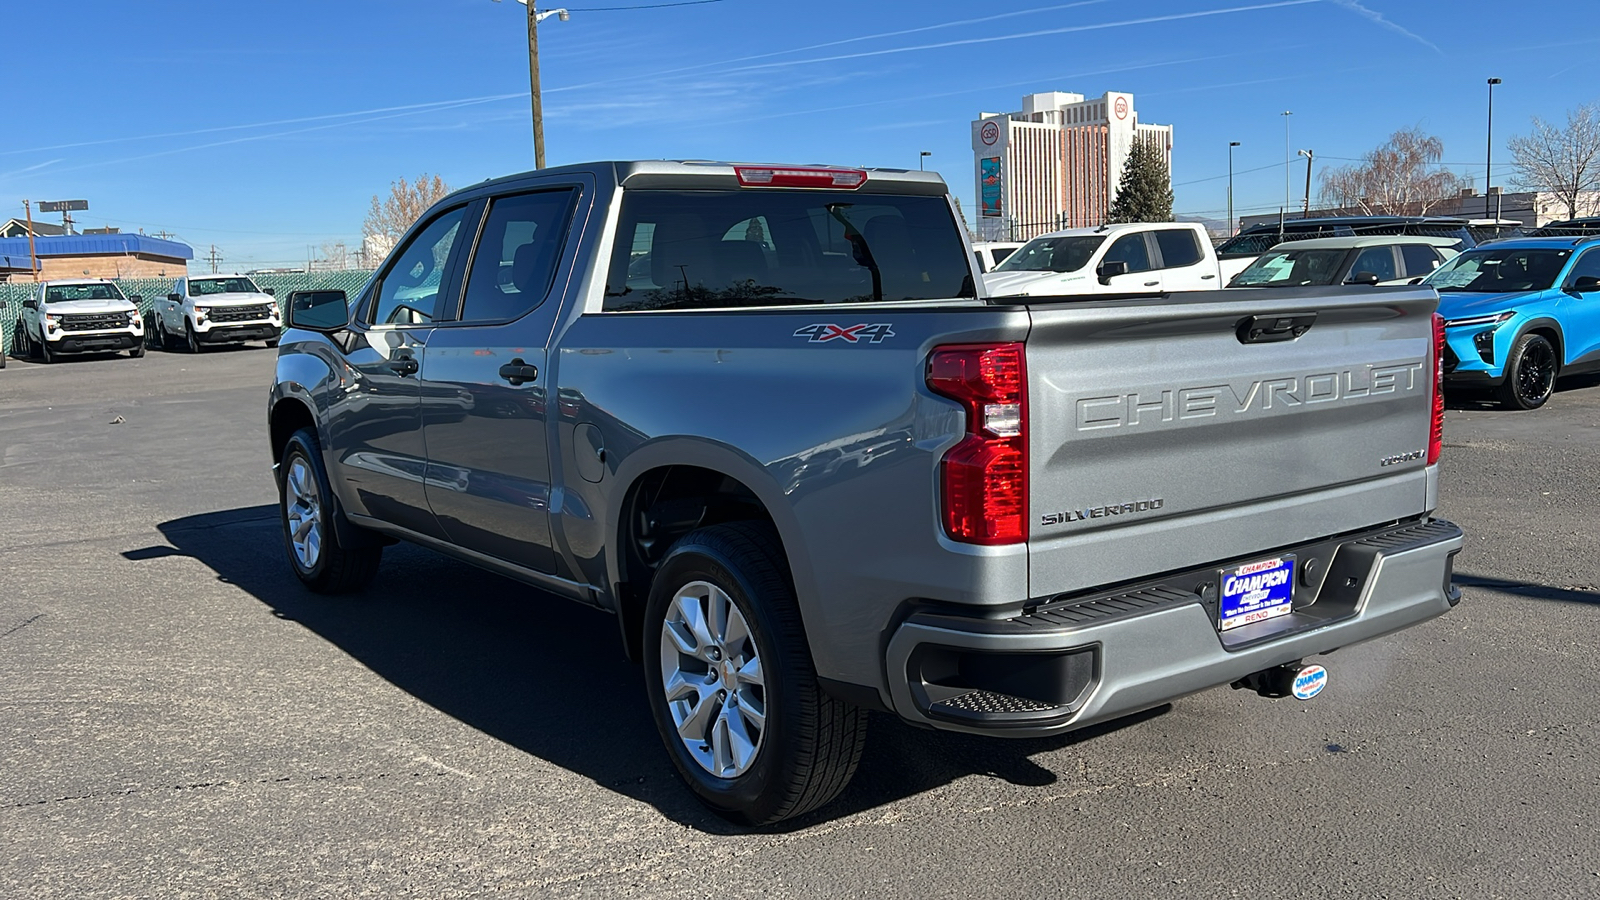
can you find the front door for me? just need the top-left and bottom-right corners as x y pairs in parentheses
(322, 203), (473, 540)
(1558, 247), (1600, 366)
(1099, 231), (1161, 290)
(419, 186), (583, 574)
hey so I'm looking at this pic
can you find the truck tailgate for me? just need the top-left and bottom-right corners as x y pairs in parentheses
(1024, 286), (1439, 597)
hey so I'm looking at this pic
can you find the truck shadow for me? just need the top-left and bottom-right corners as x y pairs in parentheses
(135, 505), (1164, 833)
(1455, 572), (1600, 605)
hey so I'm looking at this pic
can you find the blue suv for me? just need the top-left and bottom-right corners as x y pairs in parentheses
(1423, 237), (1600, 409)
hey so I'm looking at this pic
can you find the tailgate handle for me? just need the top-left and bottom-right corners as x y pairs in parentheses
(1237, 313), (1316, 344)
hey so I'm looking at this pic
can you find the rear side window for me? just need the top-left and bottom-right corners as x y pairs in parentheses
(603, 190), (973, 311)
(1400, 244), (1442, 278)
(458, 189), (578, 322)
(1153, 229), (1203, 268)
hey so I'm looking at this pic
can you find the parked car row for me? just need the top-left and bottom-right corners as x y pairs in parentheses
(3, 275), (282, 365)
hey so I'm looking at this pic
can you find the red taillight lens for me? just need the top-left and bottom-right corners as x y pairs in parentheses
(734, 166), (868, 189)
(1428, 312), (1444, 465)
(927, 344), (1027, 544)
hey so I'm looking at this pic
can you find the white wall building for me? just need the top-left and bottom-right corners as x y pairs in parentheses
(972, 91), (1173, 240)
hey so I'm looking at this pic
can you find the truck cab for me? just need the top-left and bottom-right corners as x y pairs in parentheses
(11, 279), (144, 363)
(982, 221), (1221, 297)
(153, 275), (281, 352)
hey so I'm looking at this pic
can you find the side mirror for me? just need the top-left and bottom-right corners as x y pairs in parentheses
(1571, 275), (1600, 293)
(128, 294), (143, 303)
(167, 292), (181, 303)
(1096, 259), (1130, 285)
(22, 298), (38, 310)
(1346, 271), (1381, 286)
(263, 287), (276, 297)
(286, 289), (349, 333)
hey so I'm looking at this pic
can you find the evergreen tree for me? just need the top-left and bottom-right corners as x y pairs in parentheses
(1106, 137), (1174, 223)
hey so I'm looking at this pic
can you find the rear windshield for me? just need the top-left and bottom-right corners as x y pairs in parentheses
(190, 277), (260, 295)
(991, 235), (1104, 273)
(44, 283), (124, 303)
(603, 190), (973, 311)
(1229, 249), (1349, 287)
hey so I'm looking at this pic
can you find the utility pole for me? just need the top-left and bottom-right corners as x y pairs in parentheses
(1228, 141), (1241, 236)
(1299, 149), (1314, 215)
(1485, 77), (1502, 220)
(1281, 111), (1293, 213)
(22, 200), (39, 280)
(495, 2), (570, 169)
(206, 244), (223, 274)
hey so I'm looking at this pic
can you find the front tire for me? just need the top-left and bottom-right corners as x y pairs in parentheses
(151, 318), (167, 351)
(39, 334), (55, 364)
(1497, 332), (1557, 410)
(185, 321), (202, 354)
(643, 522), (867, 826)
(128, 340), (145, 359)
(278, 428), (382, 594)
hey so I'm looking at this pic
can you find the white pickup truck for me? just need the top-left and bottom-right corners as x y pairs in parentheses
(9, 279), (145, 363)
(982, 221), (1223, 297)
(151, 275), (282, 352)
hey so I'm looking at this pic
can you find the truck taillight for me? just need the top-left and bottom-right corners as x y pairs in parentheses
(1429, 312), (1444, 465)
(927, 343), (1027, 545)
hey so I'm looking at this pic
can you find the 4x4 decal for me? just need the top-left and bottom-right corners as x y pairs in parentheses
(793, 323), (895, 344)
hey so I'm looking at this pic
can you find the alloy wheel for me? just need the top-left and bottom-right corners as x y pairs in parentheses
(1517, 339), (1556, 406)
(658, 580), (767, 779)
(284, 456), (323, 570)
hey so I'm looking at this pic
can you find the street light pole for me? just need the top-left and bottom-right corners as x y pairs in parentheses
(1298, 148), (1314, 215)
(1228, 141), (1240, 236)
(496, 1), (570, 169)
(1485, 77), (1502, 220)
(919, 151), (932, 171)
(1281, 111), (1293, 213)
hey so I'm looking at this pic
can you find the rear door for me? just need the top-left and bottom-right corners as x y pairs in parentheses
(418, 183), (586, 574)
(1024, 288), (1438, 594)
(1151, 227), (1216, 291)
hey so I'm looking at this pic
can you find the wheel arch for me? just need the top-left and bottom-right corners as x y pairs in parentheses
(606, 439), (812, 663)
(1518, 316), (1564, 366)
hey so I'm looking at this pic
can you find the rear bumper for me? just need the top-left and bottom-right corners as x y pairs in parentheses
(884, 518), (1463, 737)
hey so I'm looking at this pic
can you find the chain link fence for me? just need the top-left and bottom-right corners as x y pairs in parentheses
(1, 270), (375, 353)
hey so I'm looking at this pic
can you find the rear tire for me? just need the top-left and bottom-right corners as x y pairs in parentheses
(643, 522), (867, 825)
(278, 428), (382, 594)
(1497, 332), (1557, 410)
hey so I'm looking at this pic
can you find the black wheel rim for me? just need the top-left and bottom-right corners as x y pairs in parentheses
(1518, 341), (1556, 405)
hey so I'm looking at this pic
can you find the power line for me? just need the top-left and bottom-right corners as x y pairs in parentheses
(564, 0), (722, 9)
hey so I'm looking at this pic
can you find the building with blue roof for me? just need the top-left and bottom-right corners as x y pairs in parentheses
(0, 232), (194, 282)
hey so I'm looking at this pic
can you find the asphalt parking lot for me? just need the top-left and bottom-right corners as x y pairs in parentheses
(2, 347), (1596, 899)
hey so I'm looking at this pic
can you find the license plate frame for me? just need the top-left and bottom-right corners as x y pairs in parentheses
(1218, 555), (1296, 632)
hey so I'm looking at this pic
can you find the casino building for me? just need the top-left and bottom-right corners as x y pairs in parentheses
(972, 91), (1173, 240)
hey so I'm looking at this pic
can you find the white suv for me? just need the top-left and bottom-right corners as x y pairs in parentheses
(152, 275), (281, 352)
(10, 279), (145, 363)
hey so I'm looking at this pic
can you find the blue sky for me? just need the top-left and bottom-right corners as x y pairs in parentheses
(5, 0), (1599, 268)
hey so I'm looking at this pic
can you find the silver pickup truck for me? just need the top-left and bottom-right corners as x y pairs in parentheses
(268, 161), (1462, 825)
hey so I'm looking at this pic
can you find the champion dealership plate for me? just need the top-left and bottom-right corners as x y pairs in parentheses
(1219, 555), (1295, 632)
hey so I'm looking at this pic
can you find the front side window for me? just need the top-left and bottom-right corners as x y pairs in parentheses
(603, 190), (973, 311)
(1153, 229), (1203, 268)
(1424, 247), (1572, 292)
(1103, 233), (1152, 273)
(992, 236), (1104, 273)
(1349, 246), (1397, 282)
(458, 190), (578, 322)
(189, 277), (260, 296)
(44, 283), (125, 303)
(370, 206), (468, 326)
(1564, 248), (1600, 286)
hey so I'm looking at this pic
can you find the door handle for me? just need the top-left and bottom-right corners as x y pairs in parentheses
(1143, 280), (1160, 287)
(498, 358), (539, 386)
(386, 355), (419, 376)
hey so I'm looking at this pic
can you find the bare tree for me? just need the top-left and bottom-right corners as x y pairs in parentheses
(1509, 103), (1600, 221)
(361, 174), (453, 251)
(1318, 127), (1464, 216)
(317, 240), (350, 270)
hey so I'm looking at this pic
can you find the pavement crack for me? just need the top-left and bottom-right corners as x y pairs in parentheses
(5, 770), (457, 810)
(2, 613), (44, 639)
